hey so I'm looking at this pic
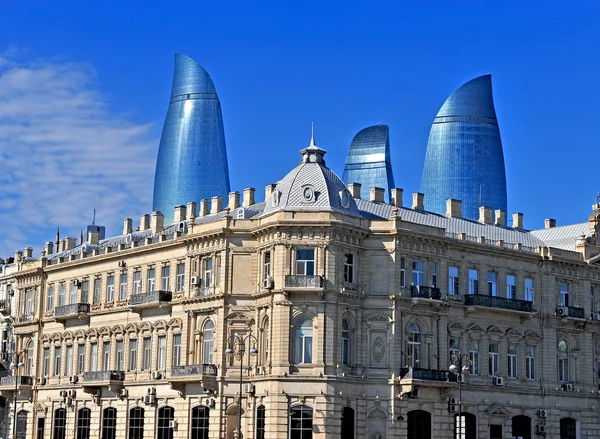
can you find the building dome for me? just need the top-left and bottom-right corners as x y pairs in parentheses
(261, 135), (361, 217)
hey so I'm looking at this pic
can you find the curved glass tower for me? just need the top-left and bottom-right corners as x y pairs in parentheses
(342, 124), (395, 203)
(420, 74), (507, 220)
(152, 53), (230, 223)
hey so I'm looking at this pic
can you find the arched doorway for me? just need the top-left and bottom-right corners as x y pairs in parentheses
(407, 410), (431, 439)
(454, 412), (476, 439)
(226, 404), (245, 439)
(341, 407), (355, 438)
(512, 415), (531, 439)
(560, 417), (576, 439)
(366, 408), (387, 439)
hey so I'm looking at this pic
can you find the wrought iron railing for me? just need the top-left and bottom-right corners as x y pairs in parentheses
(0, 376), (33, 386)
(410, 285), (442, 300)
(557, 306), (585, 319)
(83, 370), (125, 382)
(128, 290), (172, 306)
(464, 294), (533, 312)
(55, 303), (90, 317)
(399, 367), (456, 382)
(284, 275), (323, 288)
(170, 364), (217, 377)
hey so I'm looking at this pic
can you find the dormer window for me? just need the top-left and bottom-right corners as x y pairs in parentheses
(339, 189), (350, 208)
(272, 190), (281, 207)
(301, 185), (315, 203)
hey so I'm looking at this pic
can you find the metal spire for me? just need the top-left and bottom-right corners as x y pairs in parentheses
(310, 122), (316, 147)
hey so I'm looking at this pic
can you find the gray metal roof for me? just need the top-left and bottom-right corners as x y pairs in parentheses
(530, 223), (589, 252)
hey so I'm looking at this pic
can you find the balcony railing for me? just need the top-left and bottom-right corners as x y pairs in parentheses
(557, 306), (585, 319)
(0, 376), (33, 387)
(83, 370), (125, 383)
(0, 300), (10, 315)
(170, 364), (218, 377)
(128, 291), (172, 309)
(14, 314), (36, 324)
(464, 294), (533, 313)
(284, 275), (323, 289)
(399, 367), (457, 382)
(54, 303), (90, 321)
(410, 285), (442, 300)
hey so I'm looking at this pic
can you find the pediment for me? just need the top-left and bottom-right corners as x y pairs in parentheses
(366, 314), (390, 323)
(125, 323), (138, 334)
(153, 320), (167, 330)
(168, 318), (182, 329)
(487, 326), (505, 336)
(468, 323), (485, 333)
(486, 403), (511, 417)
(112, 325), (124, 335)
(448, 321), (466, 333)
(506, 328), (524, 340)
(525, 330), (542, 343)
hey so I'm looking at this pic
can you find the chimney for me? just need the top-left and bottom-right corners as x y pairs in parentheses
(88, 230), (99, 245)
(544, 218), (556, 229)
(242, 188), (255, 207)
(140, 214), (150, 231)
(151, 211), (165, 234)
(369, 187), (385, 203)
(123, 218), (133, 235)
(59, 240), (66, 253)
(348, 183), (362, 199)
(478, 206), (493, 225)
(23, 247), (33, 258)
(446, 199), (462, 218)
(44, 242), (54, 255)
(512, 212), (524, 229)
(65, 237), (77, 250)
(494, 210), (506, 227)
(187, 202), (197, 221)
(390, 188), (403, 207)
(199, 200), (209, 217)
(211, 196), (223, 214)
(264, 184), (276, 202)
(174, 205), (187, 223)
(228, 192), (241, 210)
(412, 193), (424, 211)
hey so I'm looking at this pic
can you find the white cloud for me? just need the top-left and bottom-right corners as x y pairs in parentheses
(0, 50), (157, 257)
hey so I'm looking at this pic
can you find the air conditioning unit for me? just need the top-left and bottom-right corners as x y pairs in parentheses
(60, 390), (67, 398)
(168, 420), (178, 429)
(36, 377), (46, 386)
(147, 387), (156, 395)
(494, 377), (504, 386)
(93, 390), (100, 398)
(556, 306), (568, 317)
(536, 425), (546, 435)
(152, 371), (162, 380)
(245, 383), (255, 394)
(68, 390), (76, 398)
(562, 383), (574, 391)
(72, 279), (80, 287)
(191, 276), (201, 287)
(263, 278), (274, 289)
(65, 396), (73, 406)
(457, 374), (465, 383)
(408, 388), (420, 398)
(69, 375), (79, 384)
(203, 398), (215, 408)
(143, 394), (156, 405)
(449, 398), (458, 405)
(118, 260), (126, 268)
(119, 388), (128, 398)
(538, 409), (547, 418)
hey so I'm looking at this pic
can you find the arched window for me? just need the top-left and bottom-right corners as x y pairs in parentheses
(53, 408), (67, 439)
(129, 407), (145, 439)
(203, 321), (214, 364)
(101, 407), (117, 439)
(294, 317), (313, 364)
(342, 320), (350, 366)
(407, 410), (431, 439)
(558, 340), (569, 382)
(455, 412), (477, 439)
(511, 415), (531, 439)
(76, 408), (91, 439)
(157, 406), (174, 439)
(407, 323), (422, 368)
(191, 406), (210, 439)
(560, 417), (576, 439)
(290, 405), (313, 439)
(255, 405), (266, 439)
(262, 318), (270, 364)
(27, 341), (34, 376)
(341, 407), (355, 439)
(16, 410), (28, 439)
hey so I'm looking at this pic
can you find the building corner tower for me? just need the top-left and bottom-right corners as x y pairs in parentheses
(152, 53), (231, 223)
(420, 74), (507, 220)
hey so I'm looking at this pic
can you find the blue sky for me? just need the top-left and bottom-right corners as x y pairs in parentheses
(0, 1), (598, 257)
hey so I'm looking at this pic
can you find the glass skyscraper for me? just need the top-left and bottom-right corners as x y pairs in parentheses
(342, 124), (395, 203)
(152, 53), (230, 223)
(420, 74), (507, 220)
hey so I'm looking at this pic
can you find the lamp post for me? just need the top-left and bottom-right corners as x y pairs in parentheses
(10, 350), (25, 439)
(225, 334), (258, 439)
(449, 351), (471, 439)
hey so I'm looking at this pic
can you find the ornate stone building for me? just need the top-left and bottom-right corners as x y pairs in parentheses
(1, 137), (600, 439)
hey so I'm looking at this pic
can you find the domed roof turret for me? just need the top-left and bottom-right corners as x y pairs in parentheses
(261, 131), (360, 217)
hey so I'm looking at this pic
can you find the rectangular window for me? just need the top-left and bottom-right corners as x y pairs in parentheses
(172, 334), (182, 367)
(106, 275), (114, 302)
(526, 347), (535, 380)
(116, 340), (123, 371)
(54, 346), (61, 376)
(560, 282), (569, 307)
(46, 286), (54, 312)
(90, 343), (98, 372)
(506, 275), (516, 299)
(559, 357), (569, 382)
(295, 249), (315, 275)
(133, 271), (142, 294)
(175, 263), (185, 292)
(448, 266), (459, 295)
(412, 260), (424, 286)
(69, 282), (77, 304)
(161, 265), (170, 291)
(157, 336), (166, 370)
(119, 273), (128, 301)
(58, 284), (66, 306)
(26, 289), (35, 314)
(468, 269), (479, 295)
(203, 258), (213, 287)
(489, 343), (499, 377)
(591, 286), (595, 314)
(508, 345), (517, 378)
(81, 280), (89, 303)
(432, 262), (438, 287)
(43, 347), (50, 376)
(344, 254), (354, 284)
(263, 251), (271, 281)
(147, 268), (156, 292)
(469, 342), (479, 375)
(488, 272), (497, 296)
(525, 278), (534, 302)
(102, 341), (110, 370)
(65, 345), (73, 375)
(449, 338), (460, 360)
(400, 258), (406, 287)
(129, 339), (137, 371)
(77, 344), (85, 374)
(93, 279), (101, 305)
(143, 337), (151, 370)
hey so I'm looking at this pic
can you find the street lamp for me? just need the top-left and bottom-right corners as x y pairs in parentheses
(449, 351), (471, 439)
(225, 334), (258, 439)
(10, 350), (25, 439)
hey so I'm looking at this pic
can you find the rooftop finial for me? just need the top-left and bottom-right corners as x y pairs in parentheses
(310, 122), (316, 147)
(92, 208), (96, 226)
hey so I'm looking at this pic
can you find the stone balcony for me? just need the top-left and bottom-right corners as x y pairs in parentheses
(464, 294), (533, 313)
(0, 376), (33, 397)
(399, 367), (457, 383)
(83, 370), (125, 392)
(284, 275), (324, 289)
(128, 290), (172, 311)
(169, 364), (218, 391)
(0, 300), (10, 315)
(410, 285), (442, 300)
(55, 303), (91, 322)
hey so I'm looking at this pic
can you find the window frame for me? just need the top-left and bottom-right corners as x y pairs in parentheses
(341, 319), (350, 366)
(175, 263), (185, 292)
(489, 343), (499, 377)
(343, 253), (355, 284)
(294, 316), (313, 365)
(101, 407), (117, 439)
(412, 260), (424, 286)
(448, 266), (459, 295)
(468, 269), (479, 295)
(526, 346), (535, 380)
(295, 248), (315, 276)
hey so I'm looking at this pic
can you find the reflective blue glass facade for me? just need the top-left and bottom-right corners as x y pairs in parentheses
(152, 53), (230, 223)
(342, 125), (395, 203)
(420, 74), (507, 220)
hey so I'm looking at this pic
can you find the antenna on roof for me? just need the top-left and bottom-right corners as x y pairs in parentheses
(478, 184), (482, 208)
(92, 209), (96, 226)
